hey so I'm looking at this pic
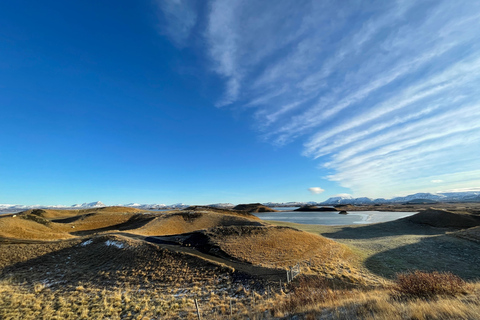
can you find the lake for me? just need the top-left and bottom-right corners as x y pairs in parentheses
(254, 208), (417, 225)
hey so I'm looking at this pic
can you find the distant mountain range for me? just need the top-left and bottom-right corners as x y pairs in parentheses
(264, 191), (480, 206)
(316, 191), (480, 205)
(1, 191), (479, 212)
(0, 201), (189, 212)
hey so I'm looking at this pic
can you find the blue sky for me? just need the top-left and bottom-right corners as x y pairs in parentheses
(1, 1), (479, 206)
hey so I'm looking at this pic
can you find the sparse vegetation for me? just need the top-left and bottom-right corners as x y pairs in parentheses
(0, 206), (479, 319)
(393, 271), (469, 298)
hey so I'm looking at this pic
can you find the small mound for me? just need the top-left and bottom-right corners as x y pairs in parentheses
(134, 211), (264, 236)
(2, 234), (235, 290)
(294, 206), (338, 212)
(233, 203), (278, 213)
(406, 209), (480, 228)
(0, 216), (72, 240)
(205, 225), (353, 269)
(183, 205), (260, 217)
(53, 212), (146, 234)
(19, 208), (78, 219)
(18, 206), (145, 219)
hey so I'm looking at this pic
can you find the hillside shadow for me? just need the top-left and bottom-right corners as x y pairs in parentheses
(70, 215), (156, 236)
(321, 219), (449, 240)
(364, 234), (480, 280)
(0, 235), (264, 290)
(0, 239), (134, 285)
(51, 213), (95, 224)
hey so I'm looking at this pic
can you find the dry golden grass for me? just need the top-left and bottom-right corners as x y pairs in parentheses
(203, 225), (366, 284)
(21, 206), (145, 218)
(1, 235), (234, 287)
(208, 226), (353, 268)
(0, 208), (264, 240)
(2, 272), (478, 319)
(3, 206), (479, 318)
(393, 271), (470, 298)
(133, 211), (264, 236)
(0, 239), (81, 269)
(0, 216), (73, 240)
(0, 207), (151, 240)
(271, 275), (480, 319)
(0, 281), (191, 320)
(52, 212), (140, 233)
(0, 234), (276, 319)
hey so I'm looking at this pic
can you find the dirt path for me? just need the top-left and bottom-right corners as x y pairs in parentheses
(116, 232), (289, 282)
(1, 230), (290, 283)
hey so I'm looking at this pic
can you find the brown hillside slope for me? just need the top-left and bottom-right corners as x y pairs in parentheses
(205, 226), (354, 270)
(52, 212), (145, 234)
(133, 211), (265, 236)
(0, 207), (265, 240)
(0, 234), (236, 291)
(19, 206), (146, 219)
(0, 216), (72, 240)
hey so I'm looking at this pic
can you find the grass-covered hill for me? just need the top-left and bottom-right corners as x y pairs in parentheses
(1, 205), (480, 319)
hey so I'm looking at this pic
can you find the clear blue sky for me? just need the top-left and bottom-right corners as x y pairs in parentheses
(1, 1), (479, 206)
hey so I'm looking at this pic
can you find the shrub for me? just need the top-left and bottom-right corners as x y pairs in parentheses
(393, 271), (468, 298)
(20, 214), (51, 226)
(278, 275), (340, 314)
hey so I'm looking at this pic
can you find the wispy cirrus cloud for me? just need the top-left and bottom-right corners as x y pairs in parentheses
(155, 0), (198, 47)
(159, 0), (480, 198)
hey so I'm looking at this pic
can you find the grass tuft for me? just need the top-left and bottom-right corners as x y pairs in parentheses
(276, 275), (345, 315)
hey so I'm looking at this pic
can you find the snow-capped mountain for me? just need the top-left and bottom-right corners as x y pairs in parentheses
(318, 194), (354, 205)
(71, 201), (106, 208)
(263, 201), (317, 207)
(1, 190), (479, 213)
(117, 203), (187, 209)
(390, 193), (446, 203)
(0, 201), (107, 213)
(320, 191), (480, 205)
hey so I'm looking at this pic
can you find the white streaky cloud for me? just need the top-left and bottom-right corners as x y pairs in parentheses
(439, 187), (480, 193)
(267, 4), (480, 143)
(303, 54), (480, 157)
(327, 103), (480, 165)
(305, 104), (441, 158)
(326, 135), (480, 197)
(206, 0), (242, 106)
(156, 0), (197, 47)
(158, 0), (480, 198)
(308, 187), (325, 195)
(327, 129), (480, 177)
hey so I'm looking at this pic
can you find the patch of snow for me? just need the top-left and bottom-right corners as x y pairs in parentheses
(105, 240), (124, 249)
(80, 239), (93, 246)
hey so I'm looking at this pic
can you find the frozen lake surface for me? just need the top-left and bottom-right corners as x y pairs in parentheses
(254, 209), (417, 225)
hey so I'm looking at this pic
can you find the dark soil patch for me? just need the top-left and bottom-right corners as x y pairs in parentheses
(233, 203), (278, 213)
(406, 209), (480, 228)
